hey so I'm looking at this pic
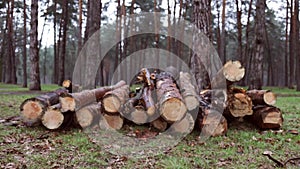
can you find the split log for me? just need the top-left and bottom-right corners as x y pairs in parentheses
(136, 68), (155, 89)
(141, 87), (156, 117)
(170, 112), (195, 134)
(59, 80), (126, 112)
(62, 80), (72, 93)
(246, 90), (276, 106)
(199, 109), (228, 137)
(20, 88), (68, 126)
(226, 87), (253, 118)
(102, 85), (129, 113)
(179, 72), (199, 111)
(75, 103), (101, 128)
(101, 113), (124, 130)
(156, 72), (187, 122)
(151, 117), (168, 131)
(246, 106), (283, 130)
(41, 104), (64, 130)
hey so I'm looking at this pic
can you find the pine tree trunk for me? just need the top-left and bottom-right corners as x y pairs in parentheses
(29, 0), (41, 90)
(22, 0), (27, 87)
(294, 0), (300, 91)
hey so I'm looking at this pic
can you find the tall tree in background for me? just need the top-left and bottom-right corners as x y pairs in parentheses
(289, 0), (294, 88)
(236, 0), (242, 63)
(220, 0), (226, 64)
(244, 0), (253, 84)
(53, 0), (58, 84)
(78, 0), (83, 54)
(58, 0), (69, 85)
(29, 0), (41, 90)
(190, 0), (211, 90)
(22, 0), (27, 87)
(6, 0), (17, 84)
(285, 0), (289, 87)
(295, 0), (300, 91)
(249, 0), (266, 90)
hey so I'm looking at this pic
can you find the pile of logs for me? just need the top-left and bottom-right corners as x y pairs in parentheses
(20, 60), (283, 137)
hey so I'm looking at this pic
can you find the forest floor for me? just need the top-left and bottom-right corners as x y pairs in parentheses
(0, 83), (300, 168)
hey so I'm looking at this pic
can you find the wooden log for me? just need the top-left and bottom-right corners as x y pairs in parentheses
(156, 72), (187, 122)
(246, 106), (283, 130)
(59, 80), (126, 112)
(151, 117), (168, 131)
(20, 88), (68, 126)
(222, 60), (245, 82)
(101, 113), (124, 130)
(211, 60), (245, 89)
(246, 89), (276, 106)
(136, 68), (155, 89)
(179, 72), (199, 111)
(141, 86), (156, 117)
(102, 85), (129, 113)
(75, 103), (101, 128)
(226, 87), (253, 117)
(41, 104), (64, 130)
(199, 109), (228, 137)
(170, 112), (195, 133)
(130, 105), (148, 125)
(62, 79), (72, 93)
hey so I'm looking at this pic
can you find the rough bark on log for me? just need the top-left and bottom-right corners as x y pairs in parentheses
(75, 103), (101, 128)
(170, 112), (195, 133)
(101, 113), (124, 130)
(136, 68), (155, 89)
(41, 104), (64, 130)
(226, 87), (253, 117)
(179, 72), (199, 111)
(62, 79), (72, 93)
(60, 80), (126, 112)
(141, 86), (156, 117)
(199, 109), (228, 137)
(247, 106), (283, 130)
(20, 88), (68, 126)
(156, 72), (187, 122)
(102, 85), (129, 113)
(246, 89), (276, 106)
(151, 117), (168, 131)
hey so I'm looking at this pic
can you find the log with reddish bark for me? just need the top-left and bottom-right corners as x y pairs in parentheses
(156, 72), (187, 122)
(179, 72), (199, 111)
(102, 85), (129, 113)
(75, 103), (101, 128)
(20, 88), (69, 126)
(59, 80), (126, 112)
(246, 106), (283, 130)
(225, 87), (253, 118)
(246, 89), (276, 106)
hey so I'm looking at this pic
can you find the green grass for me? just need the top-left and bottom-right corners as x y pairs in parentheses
(0, 84), (299, 168)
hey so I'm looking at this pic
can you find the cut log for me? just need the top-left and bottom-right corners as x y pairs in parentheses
(226, 87), (253, 117)
(41, 104), (64, 130)
(75, 103), (101, 128)
(199, 109), (228, 137)
(101, 113), (124, 130)
(179, 72), (199, 111)
(246, 90), (276, 106)
(246, 106), (283, 130)
(156, 72), (187, 122)
(130, 105), (148, 125)
(222, 60), (245, 82)
(151, 117), (168, 131)
(59, 80), (126, 112)
(102, 85), (129, 113)
(171, 112), (195, 133)
(136, 68), (155, 89)
(20, 88), (68, 126)
(62, 80), (72, 93)
(141, 87), (156, 117)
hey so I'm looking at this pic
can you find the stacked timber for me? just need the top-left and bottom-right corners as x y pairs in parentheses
(19, 60), (284, 137)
